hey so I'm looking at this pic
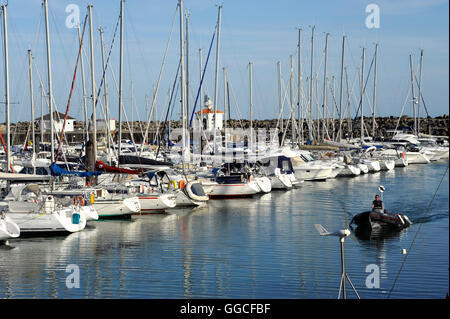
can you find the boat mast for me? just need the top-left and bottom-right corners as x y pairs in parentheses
(223, 67), (227, 142)
(185, 11), (190, 131)
(43, 0), (54, 163)
(322, 33), (329, 142)
(409, 54), (416, 136)
(249, 61), (253, 148)
(212, 5), (222, 154)
(372, 43), (378, 139)
(277, 61), (283, 133)
(77, 25), (89, 142)
(290, 55), (295, 148)
(99, 27), (110, 153)
(297, 28), (302, 145)
(28, 49), (36, 162)
(360, 48), (365, 143)
(118, 0), (124, 162)
(179, 0), (187, 161)
(344, 67), (352, 137)
(417, 49), (424, 136)
(337, 35), (345, 142)
(88, 4), (97, 163)
(308, 26), (315, 142)
(2, 5), (10, 176)
(40, 84), (44, 146)
(199, 47), (203, 152)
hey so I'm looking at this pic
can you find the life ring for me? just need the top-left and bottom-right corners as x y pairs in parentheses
(179, 179), (186, 189)
(168, 180), (177, 189)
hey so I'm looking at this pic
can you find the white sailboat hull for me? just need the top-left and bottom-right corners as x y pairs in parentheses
(0, 218), (20, 240)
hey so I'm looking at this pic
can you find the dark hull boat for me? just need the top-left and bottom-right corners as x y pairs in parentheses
(351, 209), (412, 230)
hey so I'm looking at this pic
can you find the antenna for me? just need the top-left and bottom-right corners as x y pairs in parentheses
(314, 224), (360, 299)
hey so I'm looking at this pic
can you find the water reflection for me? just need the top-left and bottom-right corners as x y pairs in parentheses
(0, 161), (448, 298)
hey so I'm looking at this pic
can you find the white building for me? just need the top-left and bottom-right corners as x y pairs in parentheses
(193, 95), (223, 131)
(38, 111), (74, 133)
(96, 119), (116, 132)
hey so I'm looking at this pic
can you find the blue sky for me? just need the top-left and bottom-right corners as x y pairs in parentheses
(0, 0), (448, 124)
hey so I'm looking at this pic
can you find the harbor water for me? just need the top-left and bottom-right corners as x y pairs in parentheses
(0, 161), (448, 299)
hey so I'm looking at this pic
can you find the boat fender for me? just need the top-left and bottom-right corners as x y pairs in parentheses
(402, 152), (405, 158)
(249, 175), (254, 182)
(179, 179), (186, 189)
(80, 196), (85, 206)
(168, 180), (177, 189)
(398, 215), (405, 225)
(90, 193), (95, 204)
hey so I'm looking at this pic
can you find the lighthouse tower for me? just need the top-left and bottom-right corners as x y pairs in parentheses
(193, 95), (223, 131)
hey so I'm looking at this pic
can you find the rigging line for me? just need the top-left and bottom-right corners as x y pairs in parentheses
(139, 4), (178, 156)
(55, 14), (88, 160)
(349, 50), (375, 130)
(393, 85), (412, 133)
(155, 59), (181, 159)
(189, 26), (217, 128)
(387, 164), (449, 299)
(413, 72), (430, 118)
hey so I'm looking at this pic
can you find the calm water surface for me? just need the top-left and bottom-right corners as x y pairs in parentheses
(0, 161), (448, 299)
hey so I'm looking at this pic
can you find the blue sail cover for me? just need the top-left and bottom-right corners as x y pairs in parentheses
(50, 162), (103, 177)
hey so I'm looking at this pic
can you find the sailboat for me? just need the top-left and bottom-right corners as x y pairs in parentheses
(2, 184), (87, 233)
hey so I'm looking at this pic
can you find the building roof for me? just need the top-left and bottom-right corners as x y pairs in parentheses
(36, 111), (75, 121)
(196, 108), (224, 114)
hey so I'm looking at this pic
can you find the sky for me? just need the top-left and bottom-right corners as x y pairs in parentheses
(0, 0), (448, 125)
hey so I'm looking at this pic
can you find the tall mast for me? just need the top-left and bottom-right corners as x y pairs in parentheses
(179, 0), (187, 160)
(290, 55), (295, 148)
(212, 5), (222, 154)
(43, 0), (54, 162)
(308, 26), (315, 142)
(337, 35), (345, 142)
(372, 43), (378, 139)
(409, 54), (416, 136)
(249, 61), (253, 147)
(199, 47), (203, 149)
(99, 27), (110, 152)
(130, 80), (134, 137)
(40, 84), (44, 146)
(77, 25), (89, 142)
(223, 67), (227, 144)
(360, 48), (365, 143)
(417, 49), (424, 136)
(118, 0), (124, 160)
(88, 4), (97, 162)
(2, 5), (10, 175)
(28, 50), (36, 159)
(297, 28), (302, 145)
(185, 11), (190, 131)
(322, 33), (329, 142)
(331, 75), (336, 140)
(345, 67), (352, 137)
(277, 61), (283, 133)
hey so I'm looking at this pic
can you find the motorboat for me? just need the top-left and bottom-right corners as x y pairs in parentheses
(351, 209), (412, 230)
(350, 185), (412, 231)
